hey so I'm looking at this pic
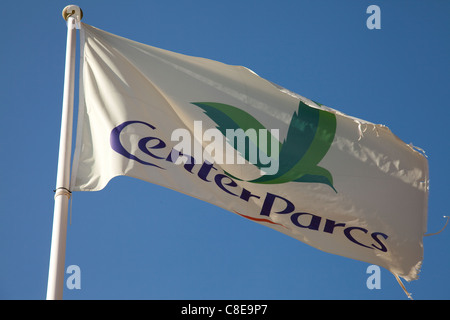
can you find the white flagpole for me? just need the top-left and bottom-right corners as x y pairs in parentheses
(46, 5), (82, 300)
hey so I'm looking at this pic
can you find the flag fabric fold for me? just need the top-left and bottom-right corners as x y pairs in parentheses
(71, 23), (429, 281)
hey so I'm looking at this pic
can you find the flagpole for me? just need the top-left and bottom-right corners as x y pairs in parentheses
(46, 5), (82, 300)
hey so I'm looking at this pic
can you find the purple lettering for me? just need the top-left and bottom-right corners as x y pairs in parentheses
(215, 174), (238, 196)
(323, 219), (346, 234)
(291, 212), (321, 230)
(344, 226), (372, 249)
(110, 121), (164, 169)
(197, 160), (218, 182)
(260, 193), (295, 217)
(371, 232), (388, 252)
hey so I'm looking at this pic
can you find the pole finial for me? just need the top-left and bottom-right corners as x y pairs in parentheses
(62, 5), (83, 22)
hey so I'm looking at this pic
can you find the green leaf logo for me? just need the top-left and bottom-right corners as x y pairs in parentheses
(192, 101), (337, 192)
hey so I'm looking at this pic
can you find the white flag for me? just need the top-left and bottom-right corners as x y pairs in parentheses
(71, 23), (429, 281)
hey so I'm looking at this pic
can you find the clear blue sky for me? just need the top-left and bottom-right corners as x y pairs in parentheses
(1, 0), (449, 300)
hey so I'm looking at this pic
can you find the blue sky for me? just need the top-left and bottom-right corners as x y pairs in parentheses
(1, 0), (449, 300)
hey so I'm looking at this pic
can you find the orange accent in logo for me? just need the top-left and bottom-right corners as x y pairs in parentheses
(234, 211), (287, 229)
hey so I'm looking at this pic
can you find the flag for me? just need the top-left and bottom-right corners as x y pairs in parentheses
(71, 23), (429, 281)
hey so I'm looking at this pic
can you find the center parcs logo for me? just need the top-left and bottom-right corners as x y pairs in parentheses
(192, 101), (337, 192)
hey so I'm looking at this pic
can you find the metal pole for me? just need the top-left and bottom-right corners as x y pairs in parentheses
(46, 5), (82, 300)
